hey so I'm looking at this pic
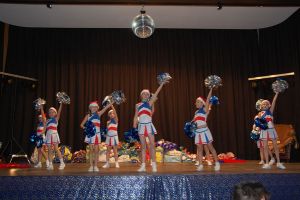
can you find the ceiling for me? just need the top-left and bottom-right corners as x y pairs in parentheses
(0, 3), (298, 29)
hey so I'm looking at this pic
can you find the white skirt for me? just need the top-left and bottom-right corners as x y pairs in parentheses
(105, 135), (119, 146)
(194, 128), (213, 145)
(45, 133), (60, 145)
(259, 128), (278, 141)
(138, 122), (157, 136)
(84, 133), (101, 145)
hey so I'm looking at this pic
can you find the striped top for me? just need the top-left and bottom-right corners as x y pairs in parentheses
(260, 109), (274, 129)
(193, 107), (207, 128)
(36, 122), (44, 135)
(137, 102), (152, 123)
(88, 113), (101, 133)
(107, 118), (118, 137)
(46, 118), (58, 134)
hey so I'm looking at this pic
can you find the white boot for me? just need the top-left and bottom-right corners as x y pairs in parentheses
(276, 162), (286, 169)
(94, 166), (99, 172)
(151, 162), (157, 172)
(47, 162), (54, 170)
(197, 164), (204, 171)
(195, 161), (199, 166)
(214, 162), (220, 171)
(138, 163), (146, 172)
(269, 158), (275, 165)
(102, 162), (110, 169)
(88, 166), (94, 172)
(115, 162), (120, 168)
(46, 160), (50, 168)
(34, 162), (42, 168)
(58, 158), (65, 170)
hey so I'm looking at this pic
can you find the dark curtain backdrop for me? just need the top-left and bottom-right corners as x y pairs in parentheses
(0, 9), (299, 160)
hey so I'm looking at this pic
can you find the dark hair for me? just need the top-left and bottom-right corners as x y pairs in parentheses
(233, 182), (270, 200)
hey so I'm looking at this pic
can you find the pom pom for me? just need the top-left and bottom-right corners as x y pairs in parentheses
(102, 96), (112, 107)
(272, 78), (288, 93)
(183, 122), (196, 139)
(254, 118), (268, 130)
(33, 98), (46, 111)
(84, 120), (96, 138)
(56, 92), (71, 104)
(204, 75), (222, 89)
(209, 96), (219, 105)
(250, 130), (260, 141)
(29, 132), (37, 143)
(124, 128), (140, 143)
(157, 73), (172, 85)
(111, 90), (126, 105)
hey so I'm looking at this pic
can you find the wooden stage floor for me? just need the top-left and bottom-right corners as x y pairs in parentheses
(1, 160), (300, 176)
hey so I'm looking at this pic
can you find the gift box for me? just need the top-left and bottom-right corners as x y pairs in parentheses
(164, 155), (182, 162)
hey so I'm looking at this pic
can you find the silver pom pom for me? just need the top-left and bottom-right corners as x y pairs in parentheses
(33, 98), (46, 110)
(111, 90), (126, 105)
(102, 96), (112, 107)
(56, 92), (71, 104)
(157, 73), (172, 85)
(255, 99), (264, 111)
(272, 79), (288, 93)
(204, 75), (222, 89)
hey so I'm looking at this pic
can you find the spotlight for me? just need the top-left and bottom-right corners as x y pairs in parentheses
(46, 2), (52, 9)
(217, 1), (223, 10)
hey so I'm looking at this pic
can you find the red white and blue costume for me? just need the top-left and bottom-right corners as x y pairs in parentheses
(84, 113), (101, 145)
(137, 102), (157, 136)
(259, 109), (278, 141)
(105, 118), (119, 146)
(193, 107), (213, 144)
(45, 117), (60, 145)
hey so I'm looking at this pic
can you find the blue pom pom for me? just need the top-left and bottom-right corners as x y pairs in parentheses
(184, 122), (196, 139)
(124, 128), (140, 143)
(250, 131), (260, 141)
(29, 132), (37, 143)
(209, 96), (219, 105)
(254, 118), (268, 130)
(84, 120), (96, 138)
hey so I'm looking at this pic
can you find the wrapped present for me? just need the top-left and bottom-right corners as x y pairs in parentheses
(71, 150), (87, 163)
(156, 151), (163, 163)
(164, 155), (182, 162)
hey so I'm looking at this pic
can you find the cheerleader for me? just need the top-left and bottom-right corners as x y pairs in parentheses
(259, 93), (285, 169)
(45, 103), (65, 170)
(195, 104), (213, 166)
(33, 108), (49, 168)
(253, 115), (275, 165)
(133, 82), (167, 172)
(193, 89), (220, 171)
(80, 101), (113, 172)
(102, 105), (120, 168)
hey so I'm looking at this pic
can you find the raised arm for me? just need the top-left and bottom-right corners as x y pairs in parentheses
(270, 92), (279, 114)
(133, 104), (139, 128)
(98, 101), (114, 117)
(56, 103), (63, 121)
(111, 104), (118, 123)
(80, 114), (89, 129)
(40, 105), (46, 124)
(149, 83), (165, 106)
(204, 88), (213, 113)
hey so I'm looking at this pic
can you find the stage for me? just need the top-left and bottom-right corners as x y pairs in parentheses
(0, 161), (300, 199)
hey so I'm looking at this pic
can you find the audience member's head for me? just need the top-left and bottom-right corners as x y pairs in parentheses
(233, 181), (270, 200)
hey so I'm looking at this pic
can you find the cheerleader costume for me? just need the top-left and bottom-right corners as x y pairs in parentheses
(36, 122), (45, 148)
(105, 118), (119, 146)
(259, 109), (278, 141)
(193, 107), (213, 145)
(84, 113), (101, 145)
(137, 102), (157, 136)
(45, 118), (60, 145)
